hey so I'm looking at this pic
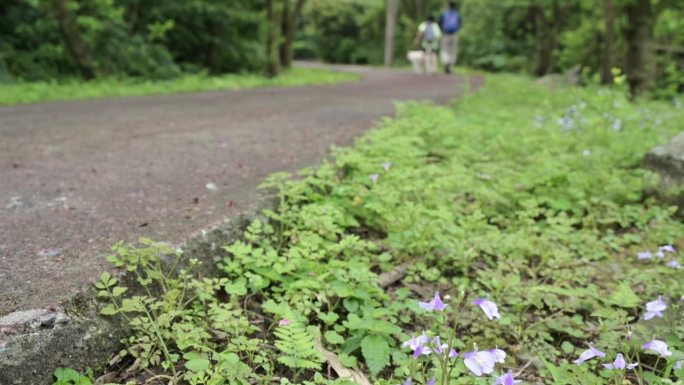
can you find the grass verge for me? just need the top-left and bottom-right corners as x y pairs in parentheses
(58, 74), (684, 385)
(0, 67), (359, 106)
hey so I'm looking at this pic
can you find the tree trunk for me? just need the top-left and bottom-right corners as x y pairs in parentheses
(55, 0), (96, 79)
(279, 0), (305, 68)
(533, 5), (552, 76)
(532, 0), (563, 76)
(266, 0), (281, 77)
(384, 0), (399, 67)
(601, 0), (616, 84)
(623, 0), (655, 96)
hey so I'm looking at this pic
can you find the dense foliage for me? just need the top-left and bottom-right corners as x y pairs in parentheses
(0, 0), (265, 81)
(59, 73), (684, 384)
(299, 0), (684, 97)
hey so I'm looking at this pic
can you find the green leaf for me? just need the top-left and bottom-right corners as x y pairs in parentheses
(185, 358), (211, 372)
(324, 330), (345, 345)
(53, 367), (93, 385)
(360, 334), (390, 376)
(100, 304), (118, 315)
(339, 353), (357, 368)
(561, 341), (575, 354)
(111, 286), (127, 297)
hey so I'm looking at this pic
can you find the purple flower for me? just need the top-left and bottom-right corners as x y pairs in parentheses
(493, 370), (521, 385)
(426, 379), (436, 385)
(448, 349), (459, 358)
(643, 296), (667, 320)
(674, 360), (683, 370)
(402, 334), (431, 358)
(369, 174), (379, 183)
(419, 292), (446, 312)
(464, 350), (497, 376)
(573, 343), (606, 365)
(659, 245), (676, 253)
(412, 344), (431, 358)
(382, 162), (392, 171)
(278, 319), (290, 326)
(488, 348), (506, 363)
(637, 251), (653, 260)
(432, 336), (448, 354)
(401, 379), (412, 385)
(472, 296), (500, 320)
(656, 250), (665, 258)
(667, 260), (682, 269)
(642, 340), (672, 357)
(603, 353), (638, 370)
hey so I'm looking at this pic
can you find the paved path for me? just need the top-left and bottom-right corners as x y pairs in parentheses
(0, 65), (478, 315)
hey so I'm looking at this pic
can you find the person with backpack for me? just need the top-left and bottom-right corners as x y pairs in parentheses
(439, 1), (462, 74)
(414, 15), (442, 74)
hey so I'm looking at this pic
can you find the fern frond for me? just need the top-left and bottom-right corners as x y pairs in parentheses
(273, 319), (324, 370)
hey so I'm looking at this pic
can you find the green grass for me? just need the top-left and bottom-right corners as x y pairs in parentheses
(58, 73), (684, 385)
(0, 67), (359, 106)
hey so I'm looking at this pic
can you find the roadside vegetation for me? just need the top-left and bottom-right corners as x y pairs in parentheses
(54, 73), (684, 385)
(0, 67), (358, 106)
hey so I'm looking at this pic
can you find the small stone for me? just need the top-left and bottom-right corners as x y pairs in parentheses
(40, 314), (57, 328)
(205, 182), (218, 191)
(37, 249), (61, 258)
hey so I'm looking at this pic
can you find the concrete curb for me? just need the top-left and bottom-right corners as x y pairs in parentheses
(0, 195), (277, 385)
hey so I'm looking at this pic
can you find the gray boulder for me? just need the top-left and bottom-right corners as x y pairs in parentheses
(644, 132), (684, 210)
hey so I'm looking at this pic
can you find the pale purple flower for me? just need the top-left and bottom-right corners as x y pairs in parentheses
(369, 174), (379, 183)
(674, 360), (683, 370)
(603, 353), (638, 370)
(493, 370), (521, 385)
(659, 245), (676, 253)
(413, 344), (431, 358)
(612, 119), (622, 131)
(402, 334), (429, 350)
(464, 350), (497, 376)
(642, 340), (672, 357)
(573, 343), (606, 365)
(637, 251), (653, 260)
(656, 250), (665, 258)
(432, 336), (448, 354)
(643, 296), (667, 320)
(489, 348), (506, 363)
(472, 296), (500, 320)
(401, 379), (412, 385)
(448, 349), (459, 358)
(403, 334), (431, 358)
(382, 162), (392, 171)
(667, 260), (682, 269)
(278, 319), (290, 326)
(419, 292), (446, 312)
(426, 378), (436, 385)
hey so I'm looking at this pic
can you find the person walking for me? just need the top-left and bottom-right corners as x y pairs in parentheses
(414, 15), (441, 74)
(439, 1), (462, 74)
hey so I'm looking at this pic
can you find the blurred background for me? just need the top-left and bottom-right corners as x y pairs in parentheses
(1, 0), (682, 98)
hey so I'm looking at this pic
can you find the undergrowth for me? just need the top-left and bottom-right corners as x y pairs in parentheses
(0, 67), (358, 106)
(55, 73), (684, 385)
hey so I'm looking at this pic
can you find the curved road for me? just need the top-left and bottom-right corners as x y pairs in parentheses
(0, 64), (479, 315)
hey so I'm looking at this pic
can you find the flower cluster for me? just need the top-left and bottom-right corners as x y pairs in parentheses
(401, 292), (518, 385)
(637, 245), (680, 269)
(573, 295), (680, 379)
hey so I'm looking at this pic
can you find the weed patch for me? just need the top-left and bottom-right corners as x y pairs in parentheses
(0, 67), (359, 106)
(57, 74), (684, 385)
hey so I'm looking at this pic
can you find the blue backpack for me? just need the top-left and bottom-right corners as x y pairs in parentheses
(441, 11), (461, 33)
